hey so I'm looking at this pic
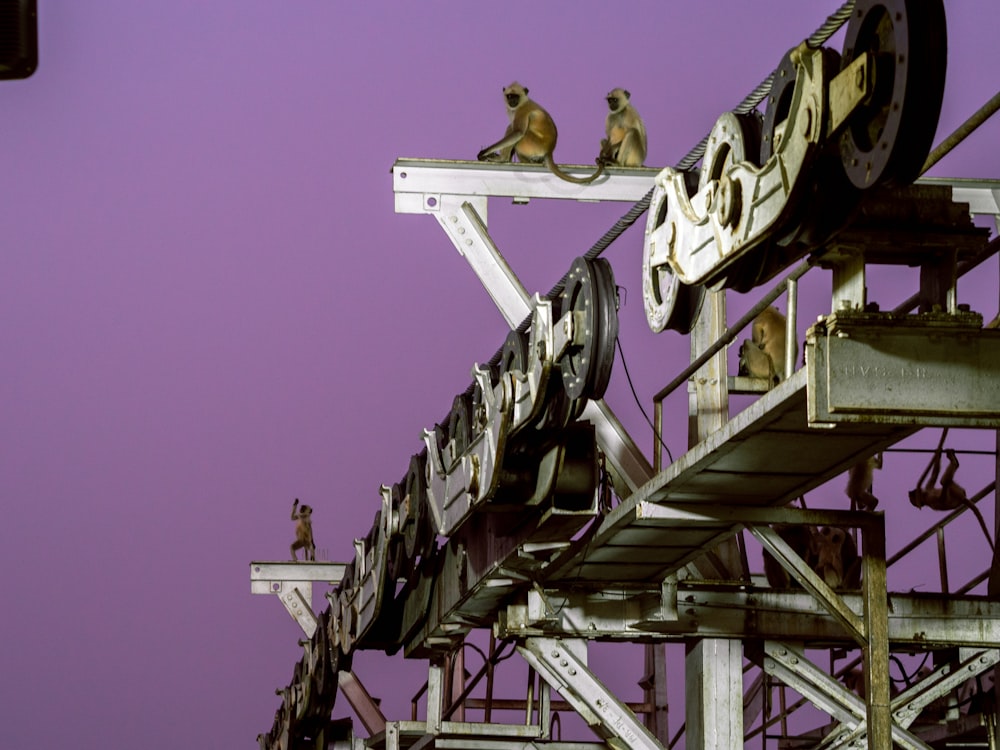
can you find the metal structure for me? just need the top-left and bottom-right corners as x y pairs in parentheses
(253, 1), (1000, 747)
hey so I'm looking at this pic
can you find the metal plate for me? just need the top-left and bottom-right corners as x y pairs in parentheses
(808, 325), (1000, 425)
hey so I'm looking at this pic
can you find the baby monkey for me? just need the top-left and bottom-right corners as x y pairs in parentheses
(290, 498), (316, 562)
(599, 88), (647, 167)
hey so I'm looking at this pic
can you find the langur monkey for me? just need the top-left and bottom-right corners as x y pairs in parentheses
(811, 526), (861, 589)
(738, 306), (796, 384)
(909, 429), (994, 550)
(762, 524), (860, 590)
(290, 498), (316, 561)
(477, 82), (606, 185)
(599, 88), (647, 167)
(845, 453), (882, 511)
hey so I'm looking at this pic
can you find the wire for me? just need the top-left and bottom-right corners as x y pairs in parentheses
(615, 335), (674, 465)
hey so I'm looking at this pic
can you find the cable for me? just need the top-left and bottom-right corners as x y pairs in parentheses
(615, 336), (674, 465)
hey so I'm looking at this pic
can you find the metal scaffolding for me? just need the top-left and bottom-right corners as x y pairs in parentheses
(253, 2), (1000, 747)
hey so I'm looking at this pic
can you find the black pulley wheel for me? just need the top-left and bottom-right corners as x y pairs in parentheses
(839, 0), (946, 188)
(559, 256), (618, 401)
(499, 328), (529, 377)
(402, 451), (431, 561)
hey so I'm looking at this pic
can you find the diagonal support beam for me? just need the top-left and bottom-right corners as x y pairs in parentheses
(748, 525), (866, 643)
(519, 637), (664, 750)
(821, 648), (1000, 750)
(760, 642), (931, 750)
(249, 561), (346, 637)
(401, 193), (653, 498)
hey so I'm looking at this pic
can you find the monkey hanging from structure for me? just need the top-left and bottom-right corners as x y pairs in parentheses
(909, 429), (994, 550)
(290, 498), (316, 562)
(599, 87), (647, 167)
(477, 82), (606, 184)
(845, 453), (882, 511)
(738, 306), (796, 385)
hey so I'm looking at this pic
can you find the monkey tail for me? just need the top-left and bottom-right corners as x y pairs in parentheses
(968, 501), (996, 552)
(544, 155), (606, 185)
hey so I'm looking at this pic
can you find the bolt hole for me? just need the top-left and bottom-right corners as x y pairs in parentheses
(426, 197), (437, 208)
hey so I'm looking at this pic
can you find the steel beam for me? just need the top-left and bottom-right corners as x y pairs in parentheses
(392, 158), (658, 205)
(518, 637), (664, 750)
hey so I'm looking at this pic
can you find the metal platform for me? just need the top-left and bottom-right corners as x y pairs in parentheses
(549, 368), (912, 583)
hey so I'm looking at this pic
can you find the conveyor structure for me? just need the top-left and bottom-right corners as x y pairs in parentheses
(253, 1), (1000, 748)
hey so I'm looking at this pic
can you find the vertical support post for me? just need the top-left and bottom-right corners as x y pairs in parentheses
(450, 647), (466, 722)
(688, 289), (729, 450)
(830, 253), (867, 311)
(485, 632), (497, 724)
(642, 644), (670, 745)
(525, 666), (535, 727)
(686, 287), (744, 749)
(918, 249), (958, 314)
(426, 661), (445, 733)
(686, 639), (743, 750)
(861, 514), (891, 750)
(785, 278), (798, 379)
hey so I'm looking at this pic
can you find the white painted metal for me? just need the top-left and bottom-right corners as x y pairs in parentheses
(393, 158), (659, 204)
(249, 560), (345, 636)
(393, 166), (653, 500)
(519, 637), (665, 750)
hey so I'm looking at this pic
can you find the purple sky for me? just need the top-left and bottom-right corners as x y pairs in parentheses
(2, 2), (999, 747)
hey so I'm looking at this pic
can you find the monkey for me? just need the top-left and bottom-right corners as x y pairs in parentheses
(811, 526), (861, 589)
(290, 498), (316, 562)
(845, 453), (882, 511)
(762, 524), (816, 589)
(909, 429), (994, 550)
(738, 306), (796, 384)
(738, 338), (777, 384)
(477, 82), (606, 185)
(762, 524), (860, 590)
(599, 87), (647, 167)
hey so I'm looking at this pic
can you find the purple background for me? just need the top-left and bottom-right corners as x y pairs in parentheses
(2, 2), (999, 746)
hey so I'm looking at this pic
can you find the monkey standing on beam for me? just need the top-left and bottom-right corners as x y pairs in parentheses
(290, 498), (316, 562)
(477, 82), (606, 185)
